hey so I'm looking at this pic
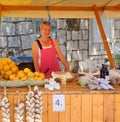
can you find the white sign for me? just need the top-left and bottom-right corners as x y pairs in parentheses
(53, 95), (65, 112)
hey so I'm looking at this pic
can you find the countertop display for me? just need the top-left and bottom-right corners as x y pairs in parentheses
(0, 58), (120, 122)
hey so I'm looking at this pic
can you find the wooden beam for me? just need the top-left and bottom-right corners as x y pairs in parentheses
(0, 4), (1, 17)
(1, 5), (103, 11)
(93, 5), (116, 69)
(0, 4), (120, 11)
(105, 4), (120, 11)
(0, 4), (1, 26)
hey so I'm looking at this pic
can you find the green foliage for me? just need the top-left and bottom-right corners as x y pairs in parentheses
(114, 54), (120, 63)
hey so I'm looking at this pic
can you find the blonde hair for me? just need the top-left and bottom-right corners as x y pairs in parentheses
(40, 21), (51, 29)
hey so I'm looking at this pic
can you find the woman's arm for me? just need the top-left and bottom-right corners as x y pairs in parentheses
(32, 41), (40, 72)
(53, 39), (70, 72)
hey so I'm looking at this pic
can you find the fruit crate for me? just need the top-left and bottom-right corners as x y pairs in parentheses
(11, 56), (35, 72)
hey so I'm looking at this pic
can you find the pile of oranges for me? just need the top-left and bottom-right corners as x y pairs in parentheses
(0, 58), (45, 81)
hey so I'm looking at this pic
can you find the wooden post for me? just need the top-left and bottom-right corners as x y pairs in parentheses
(0, 4), (1, 27)
(93, 5), (116, 69)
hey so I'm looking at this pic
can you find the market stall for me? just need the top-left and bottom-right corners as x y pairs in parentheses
(0, 0), (120, 122)
(0, 59), (120, 122)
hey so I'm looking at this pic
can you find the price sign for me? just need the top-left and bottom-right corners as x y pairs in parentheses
(53, 95), (65, 112)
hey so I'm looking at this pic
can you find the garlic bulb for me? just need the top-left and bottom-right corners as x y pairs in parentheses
(26, 86), (35, 122)
(14, 103), (24, 122)
(14, 91), (25, 122)
(33, 86), (43, 122)
(25, 86), (43, 122)
(1, 87), (10, 122)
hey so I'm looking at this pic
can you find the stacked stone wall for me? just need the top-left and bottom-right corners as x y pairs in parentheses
(0, 18), (120, 72)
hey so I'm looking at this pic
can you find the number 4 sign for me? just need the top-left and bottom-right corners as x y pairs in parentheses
(53, 95), (65, 112)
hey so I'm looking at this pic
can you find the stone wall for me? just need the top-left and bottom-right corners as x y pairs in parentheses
(0, 18), (35, 57)
(57, 19), (89, 72)
(0, 17), (120, 73)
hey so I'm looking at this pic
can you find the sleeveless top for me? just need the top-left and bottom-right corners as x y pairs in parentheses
(36, 38), (60, 76)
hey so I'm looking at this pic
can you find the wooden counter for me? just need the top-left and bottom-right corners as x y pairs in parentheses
(0, 80), (120, 122)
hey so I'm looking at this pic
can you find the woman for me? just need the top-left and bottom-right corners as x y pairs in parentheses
(32, 21), (70, 76)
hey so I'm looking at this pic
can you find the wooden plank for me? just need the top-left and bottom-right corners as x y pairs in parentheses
(0, 93), (3, 122)
(48, 94), (59, 122)
(93, 5), (116, 69)
(8, 94), (14, 122)
(59, 95), (71, 122)
(71, 94), (81, 122)
(93, 94), (103, 122)
(42, 94), (48, 122)
(20, 93), (26, 122)
(13, 94), (19, 122)
(115, 94), (120, 122)
(1, 5), (103, 11)
(0, 4), (1, 19)
(82, 94), (92, 122)
(105, 5), (120, 11)
(104, 94), (114, 122)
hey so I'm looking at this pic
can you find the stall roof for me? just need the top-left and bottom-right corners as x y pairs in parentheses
(0, 0), (120, 18)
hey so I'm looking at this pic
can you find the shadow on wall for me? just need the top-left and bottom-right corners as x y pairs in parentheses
(66, 19), (80, 31)
(69, 61), (79, 73)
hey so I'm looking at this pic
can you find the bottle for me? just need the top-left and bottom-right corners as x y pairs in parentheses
(105, 66), (109, 81)
(100, 64), (106, 79)
(100, 68), (103, 78)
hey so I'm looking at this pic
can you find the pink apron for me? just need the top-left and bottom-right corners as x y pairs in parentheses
(39, 39), (60, 76)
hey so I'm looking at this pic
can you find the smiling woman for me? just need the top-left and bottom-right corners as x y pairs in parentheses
(32, 21), (70, 77)
(33, 19), (57, 39)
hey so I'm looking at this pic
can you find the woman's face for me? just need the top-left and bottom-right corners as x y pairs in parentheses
(40, 25), (50, 38)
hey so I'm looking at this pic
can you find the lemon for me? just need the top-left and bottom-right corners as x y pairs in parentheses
(24, 68), (31, 74)
(4, 65), (10, 71)
(6, 70), (12, 77)
(12, 67), (19, 74)
(10, 74), (16, 80)
(0, 64), (3, 71)
(5, 58), (12, 64)
(36, 77), (43, 80)
(9, 62), (16, 68)
(17, 70), (25, 79)
(20, 75), (27, 81)
(39, 73), (45, 79)
(27, 71), (34, 78)
(34, 71), (40, 77)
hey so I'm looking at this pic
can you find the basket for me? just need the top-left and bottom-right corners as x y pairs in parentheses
(51, 71), (75, 82)
(0, 79), (48, 87)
